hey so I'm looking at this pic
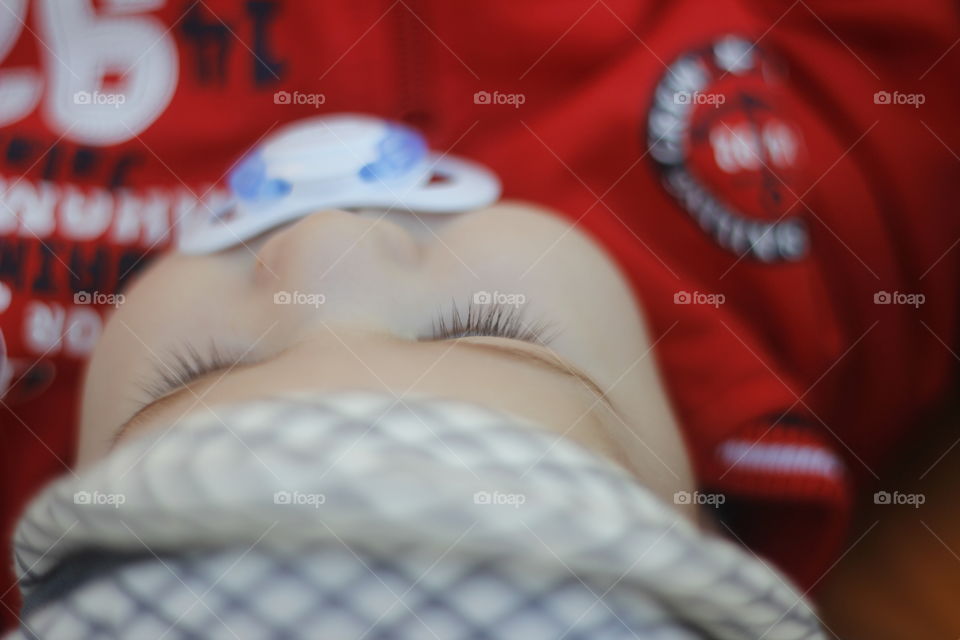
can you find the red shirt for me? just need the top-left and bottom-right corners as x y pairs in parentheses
(2, 0), (959, 627)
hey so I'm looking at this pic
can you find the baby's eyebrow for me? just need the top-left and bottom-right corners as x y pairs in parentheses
(454, 340), (611, 408)
(110, 361), (241, 448)
(111, 381), (206, 447)
(110, 340), (611, 447)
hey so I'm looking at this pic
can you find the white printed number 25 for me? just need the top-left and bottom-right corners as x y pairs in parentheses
(0, 0), (178, 146)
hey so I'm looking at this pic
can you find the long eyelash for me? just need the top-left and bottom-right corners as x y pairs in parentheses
(136, 342), (236, 402)
(133, 304), (552, 403)
(429, 300), (558, 344)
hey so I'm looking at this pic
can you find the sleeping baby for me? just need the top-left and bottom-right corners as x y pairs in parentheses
(7, 116), (823, 639)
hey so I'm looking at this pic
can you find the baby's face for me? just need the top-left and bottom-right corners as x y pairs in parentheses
(80, 202), (693, 509)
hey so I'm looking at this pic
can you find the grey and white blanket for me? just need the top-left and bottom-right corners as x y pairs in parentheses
(7, 392), (824, 639)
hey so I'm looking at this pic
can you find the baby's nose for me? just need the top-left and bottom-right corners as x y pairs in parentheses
(254, 209), (423, 288)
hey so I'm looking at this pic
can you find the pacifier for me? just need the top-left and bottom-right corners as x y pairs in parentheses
(178, 113), (501, 254)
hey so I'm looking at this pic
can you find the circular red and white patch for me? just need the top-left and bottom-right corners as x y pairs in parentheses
(648, 35), (809, 262)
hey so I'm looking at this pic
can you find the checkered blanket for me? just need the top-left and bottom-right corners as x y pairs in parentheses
(8, 392), (824, 639)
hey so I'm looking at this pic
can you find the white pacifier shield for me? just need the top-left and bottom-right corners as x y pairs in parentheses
(178, 113), (501, 254)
